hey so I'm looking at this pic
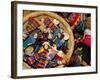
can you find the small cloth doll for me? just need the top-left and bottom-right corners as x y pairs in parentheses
(63, 32), (69, 41)
(75, 29), (91, 47)
(53, 51), (64, 65)
(24, 46), (34, 56)
(41, 16), (56, 31)
(47, 43), (58, 61)
(33, 51), (48, 68)
(53, 19), (60, 26)
(23, 33), (38, 49)
(53, 32), (62, 45)
(81, 29), (91, 47)
(51, 27), (61, 41)
(27, 56), (35, 65)
(76, 21), (85, 35)
(38, 46), (45, 54)
(46, 61), (58, 68)
(33, 60), (47, 68)
(55, 51), (64, 61)
(48, 32), (53, 40)
(23, 32), (28, 40)
(68, 13), (80, 29)
(33, 37), (42, 52)
(41, 33), (48, 43)
(48, 48), (58, 61)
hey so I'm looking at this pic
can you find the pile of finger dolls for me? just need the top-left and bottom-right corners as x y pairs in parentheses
(56, 12), (91, 66)
(65, 13), (91, 66)
(23, 15), (70, 68)
(23, 12), (91, 68)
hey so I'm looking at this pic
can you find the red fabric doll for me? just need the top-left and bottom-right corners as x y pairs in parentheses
(81, 29), (91, 47)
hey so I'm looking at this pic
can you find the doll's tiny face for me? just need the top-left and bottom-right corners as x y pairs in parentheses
(53, 19), (60, 26)
(48, 33), (53, 39)
(41, 18), (44, 22)
(34, 33), (38, 38)
(44, 44), (49, 50)
(84, 17), (91, 29)
(58, 32), (62, 38)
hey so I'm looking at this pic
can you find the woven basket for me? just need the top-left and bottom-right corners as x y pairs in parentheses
(23, 11), (74, 65)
